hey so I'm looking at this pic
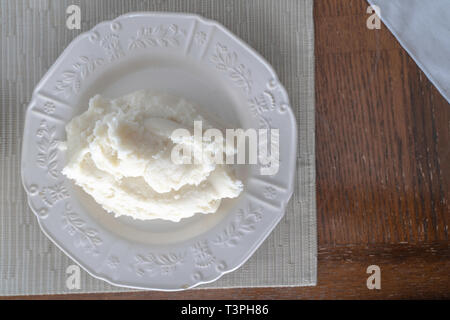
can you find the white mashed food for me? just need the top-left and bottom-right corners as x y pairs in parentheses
(61, 90), (243, 222)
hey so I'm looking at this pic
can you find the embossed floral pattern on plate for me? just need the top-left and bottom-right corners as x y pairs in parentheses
(22, 12), (296, 291)
(128, 24), (186, 50)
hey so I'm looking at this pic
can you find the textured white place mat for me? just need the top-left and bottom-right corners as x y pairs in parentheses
(0, 0), (316, 295)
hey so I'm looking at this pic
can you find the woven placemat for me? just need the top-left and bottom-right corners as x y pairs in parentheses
(0, 0), (316, 295)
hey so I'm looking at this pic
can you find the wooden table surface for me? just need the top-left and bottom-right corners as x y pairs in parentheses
(10, 0), (450, 300)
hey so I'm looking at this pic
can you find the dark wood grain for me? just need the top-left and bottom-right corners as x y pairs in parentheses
(5, 0), (449, 300)
(315, 0), (449, 246)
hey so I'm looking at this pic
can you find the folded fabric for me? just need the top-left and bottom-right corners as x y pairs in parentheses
(368, 0), (450, 103)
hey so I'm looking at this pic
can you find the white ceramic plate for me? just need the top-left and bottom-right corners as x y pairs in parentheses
(21, 12), (297, 291)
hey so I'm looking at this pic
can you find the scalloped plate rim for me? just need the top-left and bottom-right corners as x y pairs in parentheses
(21, 11), (297, 291)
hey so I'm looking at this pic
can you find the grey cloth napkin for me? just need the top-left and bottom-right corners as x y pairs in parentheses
(0, 0), (316, 295)
(367, 0), (450, 103)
